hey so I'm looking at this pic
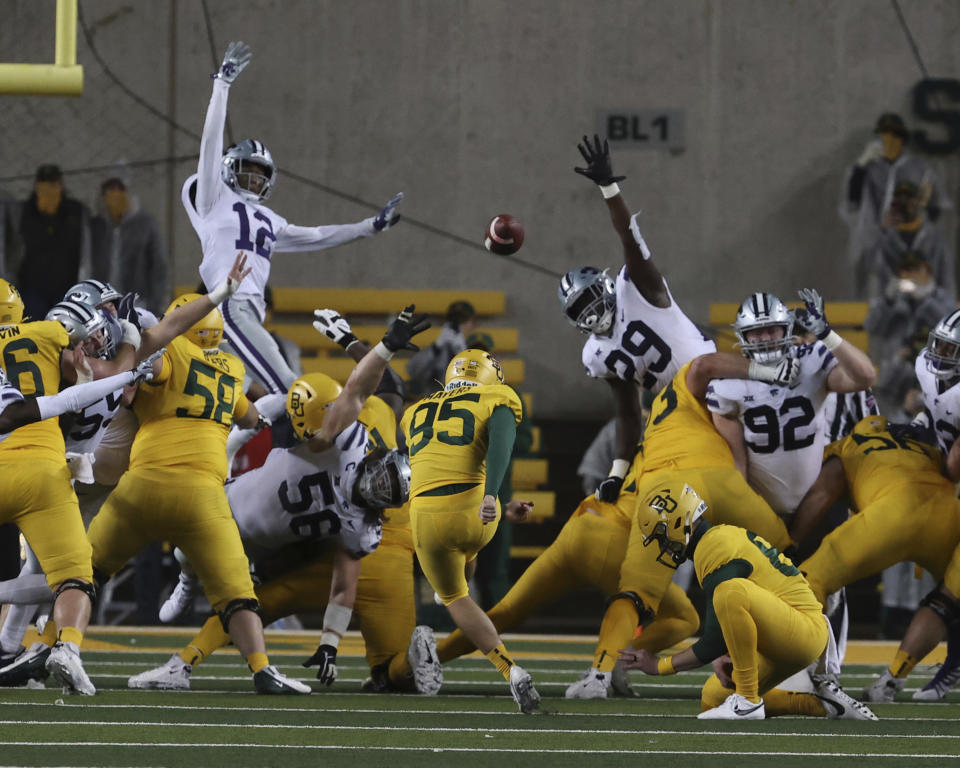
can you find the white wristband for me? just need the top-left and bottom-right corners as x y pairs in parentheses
(119, 319), (141, 349)
(609, 458), (630, 479)
(322, 602), (352, 648)
(373, 341), (394, 361)
(748, 360), (776, 382)
(821, 330), (843, 351)
(207, 280), (231, 306)
(600, 182), (621, 199)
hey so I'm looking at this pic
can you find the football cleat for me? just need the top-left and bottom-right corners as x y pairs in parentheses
(407, 625), (443, 695)
(862, 668), (905, 702)
(159, 573), (199, 623)
(509, 665), (540, 714)
(0, 642), (51, 687)
(813, 675), (878, 720)
(253, 665), (312, 695)
(128, 654), (192, 691)
(697, 693), (765, 720)
(610, 660), (637, 697)
(564, 667), (609, 699)
(913, 655), (960, 701)
(46, 641), (95, 696)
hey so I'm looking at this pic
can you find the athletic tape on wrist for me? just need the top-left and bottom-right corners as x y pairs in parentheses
(373, 342), (394, 361)
(207, 282), (230, 305)
(609, 458), (630, 479)
(821, 330), (843, 351)
(322, 602), (352, 641)
(600, 182), (621, 199)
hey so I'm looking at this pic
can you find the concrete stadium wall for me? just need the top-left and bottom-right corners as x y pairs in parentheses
(3, 0), (959, 418)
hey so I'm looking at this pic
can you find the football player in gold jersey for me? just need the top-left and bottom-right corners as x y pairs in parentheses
(788, 414), (960, 703)
(399, 349), (538, 712)
(0, 260), (248, 694)
(619, 484), (876, 721)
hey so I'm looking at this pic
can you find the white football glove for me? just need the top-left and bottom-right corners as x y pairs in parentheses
(856, 139), (883, 167)
(749, 357), (801, 387)
(132, 348), (165, 384)
(373, 192), (404, 232)
(213, 41), (252, 84)
(313, 309), (358, 349)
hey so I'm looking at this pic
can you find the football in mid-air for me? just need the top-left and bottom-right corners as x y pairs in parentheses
(483, 214), (524, 255)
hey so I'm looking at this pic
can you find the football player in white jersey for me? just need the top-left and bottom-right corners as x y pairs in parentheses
(183, 41), (404, 394)
(916, 309), (960, 479)
(707, 290), (877, 519)
(559, 135), (715, 501)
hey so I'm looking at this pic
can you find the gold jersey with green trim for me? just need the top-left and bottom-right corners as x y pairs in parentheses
(641, 361), (734, 472)
(694, 524), (821, 614)
(824, 415), (950, 511)
(359, 393), (410, 534)
(400, 383), (523, 498)
(0, 320), (69, 461)
(130, 335), (249, 482)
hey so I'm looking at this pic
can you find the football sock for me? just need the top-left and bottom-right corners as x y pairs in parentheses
(388, 654), (412, 687)
(890, 649), (919, 679)
(178, 645), (206, 668)
(57, 626), (83, 647)
(712, 580), (761, 703)
(180, 615), (231, 667)
(763, 688), (827, 717)
(485, 644), (514, 680)
(594, 599), (638, 673)
(38, 618), (57, 647)
(246, 651), (269, 674)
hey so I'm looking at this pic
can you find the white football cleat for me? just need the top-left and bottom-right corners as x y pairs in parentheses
(45, 642), (95, 696)
(564, 667), (609, 699)
(253, 665), (312, 695)
(913, 655), (960, 701)
(610, 660), (636, 697)
(509, 665), (540, 714)
(159, 573), (199, 623)
(407, 625), (442, 695)
(862, 668), (905, 702)
(813, 675), (878, 720)
(128, 654), (192, 690)
(698, 693), (765, 720)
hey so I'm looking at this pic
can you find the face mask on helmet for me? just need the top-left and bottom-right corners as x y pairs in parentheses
(164, 294), (223, 349)
(355, 448), (411, 509)
(444, 349), (504, 390)
(286, 373), (343, 440)
(0, 279), (24, 325)
(925, 310), (960, 381)
(733, 292), (795, 364)
(46, 300), (109, 350)
(221, 140), (276, 203)
(558, 267), (617, 335)
(638, 484), (708, 569)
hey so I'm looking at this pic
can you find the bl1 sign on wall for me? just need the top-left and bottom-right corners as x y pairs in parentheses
(600, 110), (685, 153)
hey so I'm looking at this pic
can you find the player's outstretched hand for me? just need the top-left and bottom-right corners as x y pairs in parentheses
(617, 648), (659, 675)
(478, 494), (498, 524)
(574, 134), (626, 186)
(213, 41), (252, 84)
(302, 644), (338, 686)
(373, 192), (404, 232)
(505, 499), (534, 522)
(209, 252), (252, 305)
(132, 348), (165, 384)
(381, 304), (430, 353)
(749, 357), (801, 387)
(313, 309), (358, 349)
(595, 474), (625, 503)
(794, 288), (831, 340)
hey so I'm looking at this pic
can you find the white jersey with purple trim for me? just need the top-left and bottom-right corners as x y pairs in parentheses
(915, 353), (960, 456)
(0, 371), (23, 443)
(706, 342), (838, 516)
(227, 420), (381, 560)
(64, 388), (126, 455)
(581, 268), (715, 394)
(183, 79), (377, 321)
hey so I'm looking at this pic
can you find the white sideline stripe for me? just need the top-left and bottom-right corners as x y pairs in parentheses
(0, 743), (956, 758)
(0, 721), (954, 740)
(0, 701), (951, 723)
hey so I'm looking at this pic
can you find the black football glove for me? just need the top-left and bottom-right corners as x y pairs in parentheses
(382, 304), (431, 353)
(302, 643), (338, 686)
(117, 292), (141, 332)
(595, 474), (625, 503)
(574, 134), (626, 186)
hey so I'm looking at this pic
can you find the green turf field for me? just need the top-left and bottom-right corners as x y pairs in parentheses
(0, 627), (957, 768)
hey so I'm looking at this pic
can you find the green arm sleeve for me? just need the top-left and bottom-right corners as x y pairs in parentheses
(690, 559), (754, 663)
(484, 405), (518, 498)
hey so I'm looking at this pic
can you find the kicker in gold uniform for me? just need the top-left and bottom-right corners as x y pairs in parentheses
(398, 349), (540, 712)
(86, 293), (310, 695)
(619, 484), (876, 721)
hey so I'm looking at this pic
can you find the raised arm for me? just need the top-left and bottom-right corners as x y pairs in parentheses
(196, 42), (252, 217)
(275, 193), (405, 253)
(575, 134), (667, 307)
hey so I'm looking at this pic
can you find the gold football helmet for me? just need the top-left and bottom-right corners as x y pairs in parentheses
(287, 372), (343, 440)
(637, 483), (708, 568)
(165, 293), (223, 349)
(444, 348), (504, 390)
(0, 279), (24, 326)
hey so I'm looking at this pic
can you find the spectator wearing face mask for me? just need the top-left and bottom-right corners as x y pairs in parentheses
(90, 177), (168, 314)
